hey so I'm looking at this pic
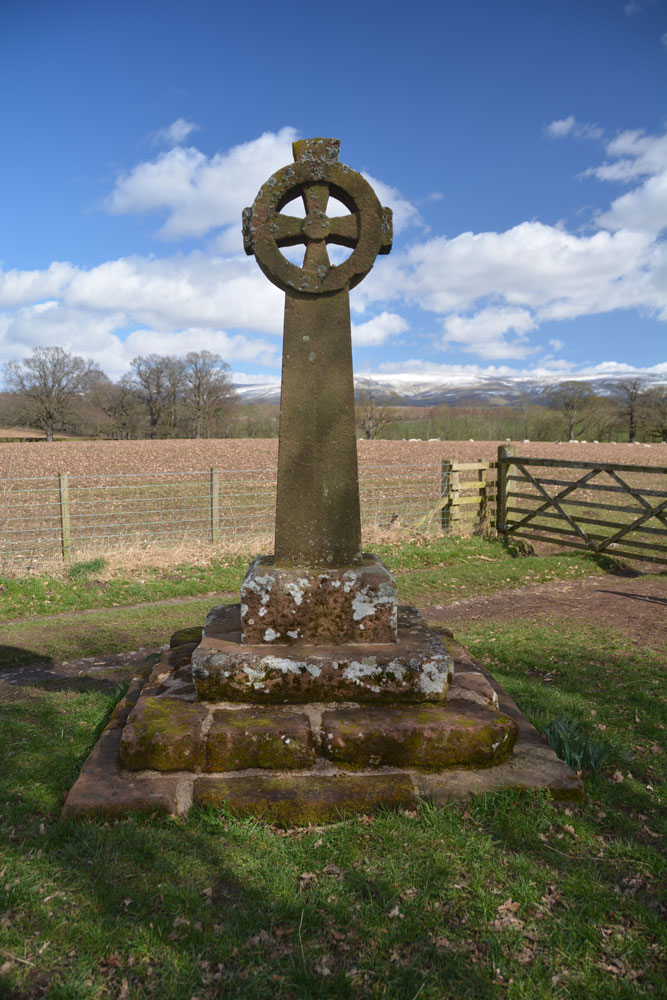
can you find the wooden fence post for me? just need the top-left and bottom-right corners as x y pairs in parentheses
(440, 461), (452, 530)
(58, 471), (72, 561)
(209, 468), (221, 544)
(496, 445), (517, 533)
(477, 457), (488, 531)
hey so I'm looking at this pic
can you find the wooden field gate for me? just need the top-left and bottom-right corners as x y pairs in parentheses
(495, 445), (667, 565)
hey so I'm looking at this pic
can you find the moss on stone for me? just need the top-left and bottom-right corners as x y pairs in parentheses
(322, 708), (518, 772)
(206, 709), (315, 772)
(169, 626), (203, 648)
(193, 773), (417, 825)
(119, 696), (207, 772)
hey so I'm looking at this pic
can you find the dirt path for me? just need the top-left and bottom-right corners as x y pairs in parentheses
(424, 574), (667, 649)
(2, 574), (665, 696)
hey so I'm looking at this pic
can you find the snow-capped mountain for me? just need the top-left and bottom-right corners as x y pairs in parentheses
(234, 369), (667, 406)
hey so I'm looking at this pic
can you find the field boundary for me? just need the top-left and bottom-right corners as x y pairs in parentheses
(496, 445), (667, 564)
(0, 463), (444, 566)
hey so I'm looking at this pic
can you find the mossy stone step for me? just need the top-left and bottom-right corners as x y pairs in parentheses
(207, 708), (316, 771)
(119, 697), (207, 772)
(194, 773), (417, 825)
(321, 704), (518, 771)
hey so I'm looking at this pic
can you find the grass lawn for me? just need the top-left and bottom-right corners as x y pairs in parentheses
(1, 534), (617, 663)
(0, 536), (665, 998)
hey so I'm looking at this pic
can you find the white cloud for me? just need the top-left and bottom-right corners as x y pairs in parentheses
(230, 371), (282, 386)
(106, 127), (424, 249)
(152, 118), (200, 147)
(0, 300), (278, 381)
(597, 171), (667, 234)
(107, 127), (299, 242)
(584, 130), (667, 182)
(352, 311), (408, 347)
(64, 252), (283, 334)
(121, 328), (277, 370)
(545, 116), (602, 140)
(0, 252), (284, 379)
(362, 222), (660, 318)
(545, 116), (575, 138)
(360, 173), (422, 233)
(0, 261), (77, 307)
(549, 338), (564, 351)
(582, 130), (667, 235)
(443, 307), (537, 360)
(2, 127), (665, 376)
(374, 358), (667, 380)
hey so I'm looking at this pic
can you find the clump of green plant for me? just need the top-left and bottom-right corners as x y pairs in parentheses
(66, 556), (107, 579)
(543, 715), (611, 774)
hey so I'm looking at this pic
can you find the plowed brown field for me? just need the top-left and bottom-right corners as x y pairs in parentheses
(1, 438), (665, 479)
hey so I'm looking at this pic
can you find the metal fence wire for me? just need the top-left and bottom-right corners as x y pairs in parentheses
(0, 464), (445, 563)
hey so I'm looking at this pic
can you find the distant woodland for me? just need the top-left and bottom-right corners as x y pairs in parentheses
(1, 346), (666, 444)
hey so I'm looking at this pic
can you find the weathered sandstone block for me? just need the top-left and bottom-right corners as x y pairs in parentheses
(192, 604), (453, 703)
(321, 704), (517, 771)
(206, 708), (315, 771)
(119, 696), (207, 772)
(240, 554), (398, 645)
(193, 772), (417, 825)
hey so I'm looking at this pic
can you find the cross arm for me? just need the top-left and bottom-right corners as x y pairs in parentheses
(272, 215), (307, 248)
(326, 214), (359, 249)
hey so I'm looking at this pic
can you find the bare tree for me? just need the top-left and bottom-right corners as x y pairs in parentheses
(126, 354), (174, 439)
(3, 346), (99, 441)
(616, 379), (644, 443)
(640, 386), (667, 441)
(162, 356), (187, 437)
(182, 351), (236, 438)
(355, 389), (395, 439)
(90, 376), (144, 439)
(545, 381), (597, 440)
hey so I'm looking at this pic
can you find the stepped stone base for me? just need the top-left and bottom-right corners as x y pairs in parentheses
(192, 604), (453, 703)
(62, 607), (584, 822)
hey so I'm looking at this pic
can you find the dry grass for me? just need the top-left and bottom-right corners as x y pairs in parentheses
(3, 534), (271, 579)
(0, 522), (422, 578)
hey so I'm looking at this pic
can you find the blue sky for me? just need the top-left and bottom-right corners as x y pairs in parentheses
(1, 0), (666, 387)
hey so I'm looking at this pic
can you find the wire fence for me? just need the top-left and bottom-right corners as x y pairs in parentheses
(0, 464), (446, 566)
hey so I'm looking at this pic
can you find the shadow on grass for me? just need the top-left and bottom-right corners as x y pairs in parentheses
(0, 682), (499, 999)
(0, 643), (134, 700)
(0, 800), (499, 999)
(596, 588), (667, 605)
(497, 534), (650, 577)
(0, 644), (54, 671)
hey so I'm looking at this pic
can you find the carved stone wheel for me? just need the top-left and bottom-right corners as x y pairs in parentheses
(243, 138), (393, 295)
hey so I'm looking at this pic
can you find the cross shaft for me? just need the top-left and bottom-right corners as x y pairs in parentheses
(243, 138), (392, 566)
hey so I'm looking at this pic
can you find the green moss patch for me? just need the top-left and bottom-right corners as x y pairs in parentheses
(119, 696), (207, 772)
(193, 772), (418, 825)
(322, 705), (518, 771)
(206, 708), (316, 771)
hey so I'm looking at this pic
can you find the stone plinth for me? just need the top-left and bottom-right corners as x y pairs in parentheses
(240, 553), (398, 645)
(117, 608), (515, 776)
(192, 604), (452, 703)
(62, 621), (584, 822)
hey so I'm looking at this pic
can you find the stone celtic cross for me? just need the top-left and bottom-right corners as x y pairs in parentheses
(243, 137), (393, 566)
